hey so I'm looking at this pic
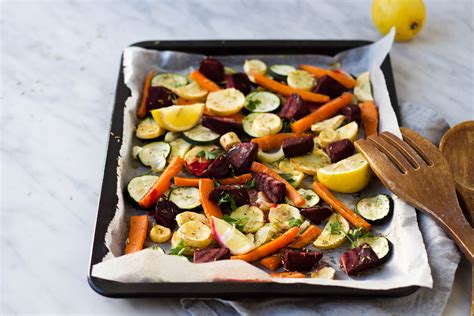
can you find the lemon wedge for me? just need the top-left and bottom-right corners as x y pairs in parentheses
(316, 153), (371, 193)
(151, 103), (204, 132)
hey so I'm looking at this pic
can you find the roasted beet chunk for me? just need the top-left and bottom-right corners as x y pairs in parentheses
(226, 142), (258, 174)
(193, 248), (231, 263)
(201, 155), (231, 179)
(199, 57), (225, 82)
(209, 185), (249, 208)
(255, 173), (286, 203)
(248, 189), (259, 206)
(313, 75), (347, 99)
(282, 135), (314, 158)
(300, 206), (333, 224)
(282, 249), (323, 272)
(146, 86), (176, 110)
(155, 198), (182, 229)
(325, 139), (355, 163)
(186, 159), (211, 177)
(340, 244), (381, 275)
(226, 73), (252, 95)
(340, 104), (361, 123)
(202, 116), (244, 135)
(279, 93), (309, 120)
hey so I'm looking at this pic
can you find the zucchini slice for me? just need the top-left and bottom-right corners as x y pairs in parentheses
(287, 70), (316, 91)
(269, 64), (296, 81)
(183, 124), (220, 145)
(164, 131), (182, 142)
(277, 159), (305, 187)
(172, 81), (208, 101)
(169, 187), (201, 209)
(168, 138), (192, 161)
(257, 147), (285, 164)
(230, 205), (265, 233)
(151, 73), (187, 89)
(127, 175), (158, 203)
(286, 188), (320, 208)
(353, 236), (392, 262)
(313, 213), (350, 249)
(138, 142), (171, 171)
(184, 145), (223, 165)
(243, 113), (282, 137)
(244, 91), (280, 112)
(136, 117), (165, 140)
(243, 59), (267, 83)
(268, 204), (302, 231)
(355, 194), (394, 224)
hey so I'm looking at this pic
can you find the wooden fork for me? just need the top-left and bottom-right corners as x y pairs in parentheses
(355, 127), (474, 264)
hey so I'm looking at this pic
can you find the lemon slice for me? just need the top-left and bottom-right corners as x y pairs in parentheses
(205, 88), (245, 116)
(211, 216), (255, 255)
(151, 103), (204, 132)
(316, 153), (372, 193)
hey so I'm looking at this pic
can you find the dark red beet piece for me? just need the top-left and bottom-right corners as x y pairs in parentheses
(146, 86), (176, 110)
(155, 198), (182, 229)
(313, 75), (347, 99)
(248, 189), (259, 206)
(226, 73), (252, 95)
(193, 248), (231, 263)
(325, 139), (355, 163)
(300, 206), (333, 224)
(199, 57), (225, 82)
(226, 142), (258, 174)
(279, 93), (309, 120)
(282, 249), (323, 272)
(340, 244), (381, 275)
(340, 104), (361, 123)
(282, 135), (314, 158)
(185, 159), (211, 177)
(255, 173), (286, 203)
(201, 116), (244, 135)
(208, 185), (249, 207)
(201, 155), (231, 179)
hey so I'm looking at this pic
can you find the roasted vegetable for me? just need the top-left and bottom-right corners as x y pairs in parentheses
(255, 173), (286, 203)
(325, 139), (355, 163)
(209, 184), (250, 208)
(220, 132), (241, 151)
(340, 243), (381, 275)
(279, 93), (309, 120)
(155, 198), (183, 229)
(355, 194), (394, 224)
(199, 57), (225, 82)
(282, 135), (314, 158)
(226, 73), (252, 95)
(201, 155), (232, 179)
(146, 86), (176, 110)
(340, 104), (361, 123)
(193, 248), (231, 263)
(282, 248), (323, 272)
(312, 74), (347, 99)
(201, 115), (244, 135)
(226, 142), (258, 174)
(300, 205), (333, 224)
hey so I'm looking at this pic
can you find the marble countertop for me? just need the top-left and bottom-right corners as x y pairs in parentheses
(2, 0), (472, 314)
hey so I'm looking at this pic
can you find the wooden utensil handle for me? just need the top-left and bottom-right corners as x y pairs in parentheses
(437, 212), (474, 265)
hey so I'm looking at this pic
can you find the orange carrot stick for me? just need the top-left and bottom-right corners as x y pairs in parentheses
(190, 70), (221, 92)
(291, 92), (353, 133)
(250, 162), (305, 207)
(174, 174), (252, 187)
(137, 69), (155, 119)
(251, 133), (301, 152)
(231, 226), (299, 262)
(199, 178), (223, 222)
(125, 215), (148, 254)
(300, 65), (356, 89)
(253, 73), (329, 103)
(270, 271), (306, 278)
(139, 157), (185, 208)
(259, 255), (282, 271)
(313, 182), (371, 231)
(360, 101), (379, 137)
(289, 225), (322, 249)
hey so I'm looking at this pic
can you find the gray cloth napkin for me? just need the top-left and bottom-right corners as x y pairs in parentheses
(181, 102), (461, 316)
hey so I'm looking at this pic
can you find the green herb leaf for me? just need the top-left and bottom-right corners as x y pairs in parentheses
(278, 173), (296, 187)
(218, 193), (238, 211)
(222, 214), (248, 232)
(346, 227), (373, 248)
(329, 221), (343, 235)
(288, 217), (303, 228)
(196, 150), (218, 160)
(246, 99), (261, 111)
(246, 178), (256, 189)
(169, 239), (186, 256)
(281, 120), (293, 133)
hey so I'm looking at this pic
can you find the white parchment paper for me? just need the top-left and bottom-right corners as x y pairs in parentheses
(92, 29), (433, 289)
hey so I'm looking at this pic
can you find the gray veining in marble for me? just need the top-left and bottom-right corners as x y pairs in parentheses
(1, 0), (472, 314)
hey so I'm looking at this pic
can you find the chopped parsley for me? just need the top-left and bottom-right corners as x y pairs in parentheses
(246, 98), (261, 111)
(246, 178), (256, 189)
(329, 221), (343, 235)
(328, 221), (372, 247)
(278, 173), (296, 187)
(196, 150), (218, 160)
(222, 214), (248, 232)
(288, 217), (303, 228)
(169, 239), (186, 256)
(281, 120), (293, 133)
(218, 193), (238, 211)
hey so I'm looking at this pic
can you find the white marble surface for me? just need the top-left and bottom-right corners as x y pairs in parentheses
(1, 0), (472, 315)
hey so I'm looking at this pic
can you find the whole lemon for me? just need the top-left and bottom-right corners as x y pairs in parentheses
(371, 0), (426, 41)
